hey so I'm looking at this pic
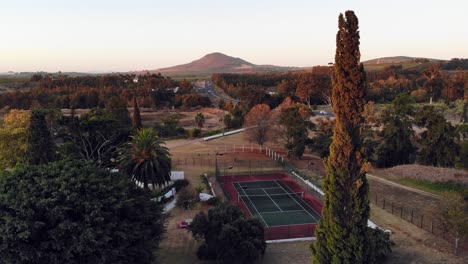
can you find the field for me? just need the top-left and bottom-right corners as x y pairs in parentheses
(363, 61), (438, 72)
(375, 164), (468, 194)
(0, 77), (36, 94)
(140, 107), (225, 130)
(61, 107), (227, 131)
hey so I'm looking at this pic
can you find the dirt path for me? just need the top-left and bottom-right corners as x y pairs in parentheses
(367, 173), (441, 199)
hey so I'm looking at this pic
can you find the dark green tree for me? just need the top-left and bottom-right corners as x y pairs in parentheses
(156, 114), (181, 137)
(223, 113), (232, 129)
(119, 128), (171, 190)
(57, 108), (129, 167)
(278, 104), (314, 159)
(312, 11), (371, 263)
(105, 96), (131, 129)
(309, 118), (335, 158)
(190, 202), (266, 264)
(195, 112), (205, 129)
(0, 160), (165, 264)
(230, 106), (246, 129)
(415, 106), (458, 167)
(132, 96), (142, 130)
(26, 110), (56, 165)
(375, 94), (416, 167)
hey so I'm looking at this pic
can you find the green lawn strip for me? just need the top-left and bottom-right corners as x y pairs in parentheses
(397, 178), (466, 195)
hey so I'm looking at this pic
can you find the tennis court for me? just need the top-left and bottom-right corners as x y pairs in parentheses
(233, 180), (320, 227)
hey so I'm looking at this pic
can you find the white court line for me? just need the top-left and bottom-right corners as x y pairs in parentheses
(261, 188), (283, 212)
(261, 209), (305, 215)
(274, 180), (319, 222)
(234, 182), (269, 227)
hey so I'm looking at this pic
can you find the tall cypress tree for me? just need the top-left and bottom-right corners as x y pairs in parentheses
(132, 96), (142, 130)
(27, 110), (56, 165)
(312, 11), (370, 263)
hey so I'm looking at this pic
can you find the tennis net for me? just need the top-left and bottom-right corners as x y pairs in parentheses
(237, 192), (304, 202)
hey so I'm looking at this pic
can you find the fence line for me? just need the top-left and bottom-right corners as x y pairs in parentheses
(372, 193), (467, 253)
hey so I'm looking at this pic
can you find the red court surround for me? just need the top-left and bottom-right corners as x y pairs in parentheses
(219, 173), (323, 240)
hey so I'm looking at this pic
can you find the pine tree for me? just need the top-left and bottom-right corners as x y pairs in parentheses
(312, 11), (370, 263)
(132, 96), (142, 130)
(26, 110), (56, 165)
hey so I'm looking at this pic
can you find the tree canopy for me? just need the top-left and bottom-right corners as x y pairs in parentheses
(26, 110), (56, 165)
(0, 159), (165, 264)
(415, 106), (459, 167)
(243, 104), (272, 146)
(190, 202), (266, 264)
(278, 104), (314, 158)
(375, 94), (416, 167)
(0, 109), (30, 170)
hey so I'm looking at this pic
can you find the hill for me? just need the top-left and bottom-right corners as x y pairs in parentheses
(362, 56), (443, 65)
(142, 52), (298, 76)
(363, 56), (445, 72)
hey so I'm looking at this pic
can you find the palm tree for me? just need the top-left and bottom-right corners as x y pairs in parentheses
(119, 128), (171, 190)
(195, 113), (205, 129)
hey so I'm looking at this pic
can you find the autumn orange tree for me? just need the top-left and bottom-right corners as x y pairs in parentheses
(243, 104), (272, 147)
(312, 11), (371, 263)
(0, 109), (30, 170)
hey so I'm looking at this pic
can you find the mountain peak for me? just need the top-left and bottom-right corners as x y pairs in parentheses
(203, 52), (229, 58)
(147, 52), (296, 76)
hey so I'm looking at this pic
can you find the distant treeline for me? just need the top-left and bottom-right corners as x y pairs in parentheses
(212, 66), (332, 108)
(366, 61), (467, 103)
(213, 60), (467, 105)
(441, 58), (468, 71)
(0, 73), (211, 109)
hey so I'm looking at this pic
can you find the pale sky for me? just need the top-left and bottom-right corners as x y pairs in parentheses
(1, 0), (467, 72)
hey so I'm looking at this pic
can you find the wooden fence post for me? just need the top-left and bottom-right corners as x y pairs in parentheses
(420, 215), (424, 228)
(411, 210), (414, 223)
(383, 198), (386, 210)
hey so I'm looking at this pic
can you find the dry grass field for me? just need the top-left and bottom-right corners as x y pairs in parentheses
(377, 165), (468, 185)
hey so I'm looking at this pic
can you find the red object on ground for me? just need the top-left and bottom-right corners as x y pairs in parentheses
(177, 219), (192, 229)
(219, 173), (323, 240)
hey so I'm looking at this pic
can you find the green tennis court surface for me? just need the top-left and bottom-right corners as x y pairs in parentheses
(233, 180), (320, 227)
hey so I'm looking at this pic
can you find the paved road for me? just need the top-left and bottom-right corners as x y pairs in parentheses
(194, 80), (242, 103)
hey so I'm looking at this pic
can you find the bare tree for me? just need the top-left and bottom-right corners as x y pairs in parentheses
(243, 104), (272, 147)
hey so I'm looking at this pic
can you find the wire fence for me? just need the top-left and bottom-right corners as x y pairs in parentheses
(171, 144), (325, 202)
(372, 193), (467, 253)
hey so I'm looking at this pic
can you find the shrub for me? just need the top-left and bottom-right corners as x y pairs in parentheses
(176, 126), (186, 135)
(367, 228), (393, 263)
(196, 243), (216, 260)
(206, 197), (220, 206)
(201, 128), (224, 137)
(176, 186), (198, 209)
(190, 128), (201, 138)
(174, 179), (190, 191)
